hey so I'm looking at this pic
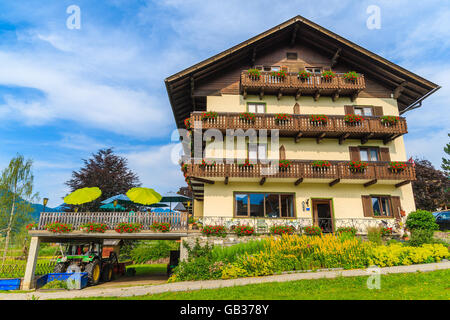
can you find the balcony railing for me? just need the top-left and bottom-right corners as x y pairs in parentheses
(184, 160), (415, 182)
(37, 211), (189, 231)
(241, 71), (365, 98)
(190, 112), (407, 141)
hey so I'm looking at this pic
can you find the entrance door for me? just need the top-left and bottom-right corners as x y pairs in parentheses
(312, 199), (333, 233)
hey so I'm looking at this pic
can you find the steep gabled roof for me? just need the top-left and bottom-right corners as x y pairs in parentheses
(165, 15), (440, 128)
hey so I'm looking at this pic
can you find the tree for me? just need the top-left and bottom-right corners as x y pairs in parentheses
(0, 155), (38, 264)
(412, 158), (449, 211)
(66, 148), (141, 211)
(442, 133), (450, 177)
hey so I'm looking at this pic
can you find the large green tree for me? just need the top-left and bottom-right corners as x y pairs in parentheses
(442, 133), (450, 177)
(66, 148), (141, 211)
(412, 158), (449, 211)
(0, 155), (38, 264)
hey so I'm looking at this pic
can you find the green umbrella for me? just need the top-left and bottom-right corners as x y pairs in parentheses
(100, 203), (126, 211)
(126, 187), (162, 205)
(64, 187), (102, 205)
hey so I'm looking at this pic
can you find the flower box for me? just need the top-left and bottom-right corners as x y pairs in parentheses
(311, 160), (331, 169)
(150, 222), (171, 233)
(239, 112), (256, 122)
(238, 159), (254, 169)
(321, 71), (336, 81)
(389, 161), (408, 172)
(271, 70), (287, 79)
(201, 225), (227, 237)
(343, 71), (359, 82)
(275, 113), (292, 124)
(310, 114), (328, 124)
(46, 222), (72, 234)
(181, 163), (189, 173)
(80, 222), (108, 233)
(114, 222), (143, 233)
(201, 111), (218, 120)
(234, 225), (254, 236)
(279, 160), (292, 171)
(184, 118), (191, 130)
(303, 225), (322, 236)
(298, 70), (312, 80)
(381, 116), (399, 126)
(26, 223), (38, 231)
(348, 161), (368, 172)
(199, 159), (216, 169)
(270, 225), (295, 235)
(344, 114), (364, 124)
(247, 68), (261, 79)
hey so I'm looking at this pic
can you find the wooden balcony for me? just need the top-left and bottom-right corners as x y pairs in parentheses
(190, 112), (407, 144)
(240, 71), (366, 101)
(184, 160), (415, 188)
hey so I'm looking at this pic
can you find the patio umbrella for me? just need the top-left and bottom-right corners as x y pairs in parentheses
(159, 192), (192, 211)
(126, 187), (162, 205)
(100, 203), (126, 211)
(101, 194), (131, 204)
(64, 187), (102, 205)
(147, 203), (169, 208)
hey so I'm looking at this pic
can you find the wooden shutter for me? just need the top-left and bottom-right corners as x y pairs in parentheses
(390, 196), (401, 219)
(344, 105), (355, 115)
(349, 146), (361, 161)
(379, 147), (391, 162)
(373, 106), (384, 116)
(279, 145), (286, 160)
(293, 103), (300, 114)
(361, 195), (373, 217)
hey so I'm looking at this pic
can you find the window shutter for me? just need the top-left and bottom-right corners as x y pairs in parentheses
(361, 195), (373, 217)
(390, 196), (401, 219)
(373, 106), (384, 116)
(279, 145), (286, 160)
(293, 103), (300, 114)
(344, 105), (354, 115)
(349, 146), (361, 161)
(379, 147), (391, 162)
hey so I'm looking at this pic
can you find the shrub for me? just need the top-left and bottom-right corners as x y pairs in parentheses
(114, 222), (143, 233)
(46, 222), (72, 234)
(380, 227), (393, 237)
(406, 210), (439, 231)
(150, 222), (171, 232)
(234, 225), (254, 236)
(80, 222), (108, 233)
(130, 240), (179, 264)
(270, 225), (295, 235)
(408, 229), (435, 247)
(303, 226), (322, 236)
(235, 251), (276, 277)
(201, 225), (227, 237)
(221, 263), (249, 279)
(336, 227), (357, 236)
(173, 256), (219, 281)
(367, 226), (382, 245)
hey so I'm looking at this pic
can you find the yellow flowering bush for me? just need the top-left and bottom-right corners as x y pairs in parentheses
(221, 264), (249, 279)
(235, 251), (276, 277)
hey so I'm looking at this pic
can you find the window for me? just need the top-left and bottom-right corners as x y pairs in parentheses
(360, 147), (379, 161)
(371, 196), (392, 217)
(354, 107), (373, 116)
(248, 143), (267, 161)
(286, 52), (298, 60)
(234, 193), (295, 218)
(305, 67), (321, 74)
(247, 103), (265, 113)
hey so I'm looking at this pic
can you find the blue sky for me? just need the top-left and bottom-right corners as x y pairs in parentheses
(0, 0), (449, 207)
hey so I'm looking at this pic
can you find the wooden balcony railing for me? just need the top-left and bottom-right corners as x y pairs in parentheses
(184, 160), (415, 182)
(190, 112), (407, 142)
(37, 211), (189, 231)
(241, 71), (365, 99)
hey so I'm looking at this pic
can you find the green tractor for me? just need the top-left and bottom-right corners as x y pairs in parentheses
(54, 241), (117, 286)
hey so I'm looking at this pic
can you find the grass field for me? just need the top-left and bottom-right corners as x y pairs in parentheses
(75, 269), (450, 300)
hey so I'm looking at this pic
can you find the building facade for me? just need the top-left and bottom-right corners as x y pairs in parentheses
(165, 16), (439, 233)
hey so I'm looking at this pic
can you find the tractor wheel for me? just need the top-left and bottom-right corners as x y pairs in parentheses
(101, 264), (113, 282)
(85, 259), (101, 286)
(53, 263), (67, 273)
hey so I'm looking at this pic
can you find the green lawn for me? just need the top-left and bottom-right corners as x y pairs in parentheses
(76, 269), (450, 300)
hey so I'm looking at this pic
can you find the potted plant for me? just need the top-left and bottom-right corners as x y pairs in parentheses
(80, 222), (108, 233)
(184, 118), (191, 130)
(389, 161), (408, 173)
(238, 159), (254, 169)
(348, 161), (368, 173)
(270, 225), (295, 235)
(239, 112), (256, 122)
(321, 71), (336, 81)
(275, 113), (292, 124)
(26, 222), (38, 231)
(45, 222), (72, 234)
(234, 225), (254, 236)
(380, 226), (393, 237)
(343, 71), (359, 82)
(298, 70), (312, 80)
(279, 160), (292, 171)
(303, 225), (322, 236)
(380, 115), (399, 126)
(344, 114), (364, 124)
(114, 222), (143, 233)
(271, 70), (287, 79)
(201, 111), (218, 121)
(199, 159), (216, 169)
(201, 225), (227, 237)
(247, 68), (261, 79)
(150, 222), (171, 233)
(310, 114), (328, 124)
(181, 163), (189, 173)
(311, 160), (331, 170)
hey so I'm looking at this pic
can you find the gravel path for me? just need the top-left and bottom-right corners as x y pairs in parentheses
(1, 261), (449, 300)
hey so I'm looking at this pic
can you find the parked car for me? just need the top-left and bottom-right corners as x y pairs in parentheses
(434, 211), (450, 231)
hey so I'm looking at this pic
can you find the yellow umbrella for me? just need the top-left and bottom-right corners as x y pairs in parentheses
(126, 187), (162, 205)
(64, 187), (102, 205)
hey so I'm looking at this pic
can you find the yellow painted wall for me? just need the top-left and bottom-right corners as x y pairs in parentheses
(193, 199), (204, 218)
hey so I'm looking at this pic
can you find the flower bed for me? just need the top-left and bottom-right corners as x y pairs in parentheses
(381, 115), (399, 125)
(271, 70), (287, 79)
(150, 222), (171, 233)
(199, 159), (216, 169)
(247, 68), (261, 78)
(310, 114), (328, 124)
(234, 225), (254, 236)
(303, 225), (322, 236)
(270, 225), (295, 235)
(274, 113), (292, 123)
(348, 161), (368, 172)
(201, 225), (227, 237)
(239, 112), (256, 122)
(46, 222), (72, 234)
(298, 70), (311, 80)
(201, 111), (218, 120)
(389, 161), (408, 172)
(81, 222), (108, 233)
(238, 159), (254, 169)
(279, 160), (292, 171)
(311, 160), (331, 169)
(344, 114), (364, 124)
(114, 222), (143, 233)
(336, 227), (358, 236)
(380, 227), (393, 237)
(321, 71), (336, 80)
(343, 71), (359, 81)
